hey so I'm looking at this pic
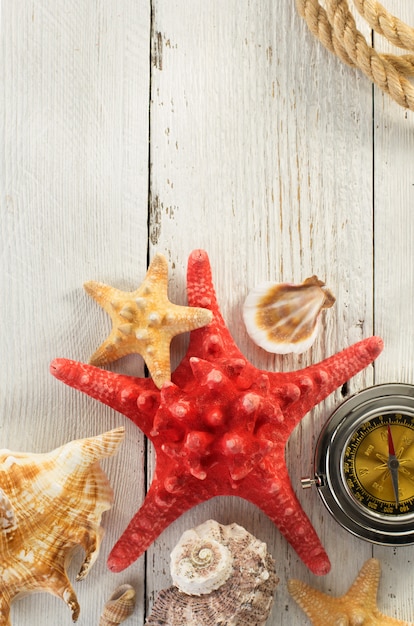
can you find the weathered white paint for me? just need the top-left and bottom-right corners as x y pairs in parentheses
(0, 1), (150, 624)
(1, 1), (414, 624)
(370, 1), (414, 621)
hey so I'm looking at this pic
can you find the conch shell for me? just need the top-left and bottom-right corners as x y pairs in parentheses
(99, 584), (136, 625)
(0, 427), (124, 625)
(243, 275), (335, 354)
(146, 519), (279, 625)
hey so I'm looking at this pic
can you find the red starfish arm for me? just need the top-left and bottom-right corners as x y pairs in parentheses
(243, 465), (331, 576)
(50, 358), (159, 436)
(107, 473), (211, 572)
(274, 336), (384, 426)
(173, 250), (249, 385)
(186, 249), (217, 310)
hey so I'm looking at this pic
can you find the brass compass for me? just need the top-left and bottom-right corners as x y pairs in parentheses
(303, 383), (414, 544)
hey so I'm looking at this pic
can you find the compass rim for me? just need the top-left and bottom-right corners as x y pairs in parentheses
(313, 383), (414, 545)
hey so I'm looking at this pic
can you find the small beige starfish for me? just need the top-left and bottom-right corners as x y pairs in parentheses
(84, 253), (212, 389)
(288, 558), (410, 626)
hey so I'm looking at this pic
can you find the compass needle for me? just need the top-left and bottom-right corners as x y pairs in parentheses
(387, 425), (400, 506)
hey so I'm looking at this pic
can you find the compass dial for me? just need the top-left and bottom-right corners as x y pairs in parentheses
(343, 413), (414, 516)
(311, 384), (414, 545)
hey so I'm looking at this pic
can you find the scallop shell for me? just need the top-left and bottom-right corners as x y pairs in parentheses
(99, 584), (136, 625)
(0, 427), (124, 625)
(146, 519), (279, 626)
(243, 275), (335, 354)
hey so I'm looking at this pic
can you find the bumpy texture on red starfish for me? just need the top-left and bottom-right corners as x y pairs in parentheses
(50, 250), (383, 576)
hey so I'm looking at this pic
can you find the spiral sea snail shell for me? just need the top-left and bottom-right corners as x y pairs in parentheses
(146, 519), (279, 625)
(99, 584), (136, 625)
(171, 525), (233, 595)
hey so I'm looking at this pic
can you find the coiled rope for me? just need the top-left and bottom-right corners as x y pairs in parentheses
(295, 0), (414, 111)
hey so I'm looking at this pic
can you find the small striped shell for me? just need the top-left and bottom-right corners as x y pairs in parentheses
(146, 520), (279, 626)
(0, 427), (124, 625)
(99, 584), (136, 625)
(243, 276), (335, 354)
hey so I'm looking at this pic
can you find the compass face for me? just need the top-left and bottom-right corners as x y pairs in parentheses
(343, 412), (414, 517)
(314, 384), (414, 545)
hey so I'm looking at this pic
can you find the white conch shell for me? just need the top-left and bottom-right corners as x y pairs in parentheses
(243, 276), (335, 354)
(0, 427), (125, 625)
(99, 584), (136, 625)
(146, 519), (279, 625)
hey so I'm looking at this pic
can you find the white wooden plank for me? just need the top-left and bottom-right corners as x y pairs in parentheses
(371, 1), (414, 622)
(0, 1), (150, 624)
(148, 1), (375, 624)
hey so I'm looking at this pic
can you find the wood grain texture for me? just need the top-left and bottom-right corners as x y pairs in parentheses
(371, 2), (414, 622)
(148, 1), (374, 625)
(1, 0), (414, 624)
(0, 1), (150, 624)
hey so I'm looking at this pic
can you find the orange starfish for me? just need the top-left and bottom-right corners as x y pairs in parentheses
(288, 558), (410, 625)
(50, 249), (383, 574)
(84, 252), (212, 389)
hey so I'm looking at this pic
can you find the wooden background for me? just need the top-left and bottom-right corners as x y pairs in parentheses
(1, 1), (414, 624)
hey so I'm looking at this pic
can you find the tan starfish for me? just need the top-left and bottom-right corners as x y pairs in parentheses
(84, 253), (212, 389)
(288, 558), (410, 626)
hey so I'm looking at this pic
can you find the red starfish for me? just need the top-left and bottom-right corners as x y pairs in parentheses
(50, 250), (383, 576)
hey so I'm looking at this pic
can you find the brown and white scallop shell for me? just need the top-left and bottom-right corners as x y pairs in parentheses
(243, 276), (335, 354)
(145, 519), (279, 626)
(99, 584), (136, 625)
(0, 427), (124, 625)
